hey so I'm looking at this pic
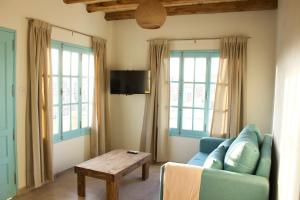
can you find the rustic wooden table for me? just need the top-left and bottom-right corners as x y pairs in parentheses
(74, 149), (151, 200)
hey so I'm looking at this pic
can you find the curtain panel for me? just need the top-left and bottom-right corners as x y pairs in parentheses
(90, 37), (111, 157)
(26, 19), (53, 188)
(140, 40), (169, 162)
(211, 36), (248, 138)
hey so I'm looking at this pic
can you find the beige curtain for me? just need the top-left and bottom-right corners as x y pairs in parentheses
(90, 37), (110, 157)
(140, 40), (169, 162)
(211, 36), (248, 138)
(26, 19), (53, 188)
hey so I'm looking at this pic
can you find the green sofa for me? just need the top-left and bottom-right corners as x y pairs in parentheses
(160, 130), (272, 200)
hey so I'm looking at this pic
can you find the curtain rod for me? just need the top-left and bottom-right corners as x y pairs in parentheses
(147, 36), (251, 42)
(25, 17), (105, 40)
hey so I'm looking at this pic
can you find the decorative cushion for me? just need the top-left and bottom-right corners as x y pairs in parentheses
(255, 134), (272, 178)
(224, 126), (260, 174)
(203, 146), (226, 169)
(218, 138), (235, 151)
(243, 124), (263, 145)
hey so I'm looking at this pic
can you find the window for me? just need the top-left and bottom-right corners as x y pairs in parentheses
(169, 51), (220, 138)
(51, 40), (94, 143)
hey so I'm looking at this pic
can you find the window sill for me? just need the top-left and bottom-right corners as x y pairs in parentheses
(53, 128), (91, 143)
(169, 130), (209, 139)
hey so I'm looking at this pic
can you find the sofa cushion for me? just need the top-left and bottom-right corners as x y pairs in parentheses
(224, 126), (260, 174)
(200, 137), (226, 154)
(255, 134), (272, 178)
(218, 138), (235, 151)
(244, 124), (263, 146)
(188, 152), (208, 166)
(203, 146), (226, 169)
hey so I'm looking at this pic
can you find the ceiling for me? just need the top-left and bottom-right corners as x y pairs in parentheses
(63, 0), (278, 21)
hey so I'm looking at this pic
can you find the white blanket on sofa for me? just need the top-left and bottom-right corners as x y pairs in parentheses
(163, 162), (204, 200)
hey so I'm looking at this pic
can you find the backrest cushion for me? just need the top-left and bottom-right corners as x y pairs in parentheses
(255, 134), (273, 178)
(224, 126), (260, 174)
(203, 146), (226, 170)
(244, 124), (263, 146)
(218, 138), (235, 151)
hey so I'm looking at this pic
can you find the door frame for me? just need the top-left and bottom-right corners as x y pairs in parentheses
(0, 26), (17, 197)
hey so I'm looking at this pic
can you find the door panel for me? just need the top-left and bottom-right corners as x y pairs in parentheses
(0, 29), (16, 200)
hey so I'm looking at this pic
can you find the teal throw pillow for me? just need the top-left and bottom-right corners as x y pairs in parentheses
(224, 126), (260, 174)
(218, 138), (235, 151)
(203, 146), (226, 170)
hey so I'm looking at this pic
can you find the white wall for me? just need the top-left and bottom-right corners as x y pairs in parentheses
(111, 11), (277, 163)
(0, 0), (113, 189)
(53, 135), (91, 175)
(272, 0), (300, 199)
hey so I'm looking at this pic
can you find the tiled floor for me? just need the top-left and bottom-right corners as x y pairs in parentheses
(14, 165), (161, 200)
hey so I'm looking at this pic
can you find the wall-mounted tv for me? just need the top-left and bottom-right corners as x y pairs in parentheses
(110, 70), (151, 95)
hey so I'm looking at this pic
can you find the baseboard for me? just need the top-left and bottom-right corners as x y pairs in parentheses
(16, 186), (31, 196)
(54, 167), (75, 178)
(16, 182), (51, 196)
(16, 168), (74, 197)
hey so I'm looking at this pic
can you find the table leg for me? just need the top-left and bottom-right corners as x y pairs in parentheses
(106, 179), (119, 200)
(77, 173), (86, 197)
(142, 162), (150, 181)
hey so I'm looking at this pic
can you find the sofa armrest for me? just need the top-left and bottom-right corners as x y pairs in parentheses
(200, 169), (269, 200)
(200, 137), (226, 154)
(160, 164), (269, 200)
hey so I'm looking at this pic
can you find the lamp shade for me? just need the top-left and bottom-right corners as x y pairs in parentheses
(135, 0), (167, 29)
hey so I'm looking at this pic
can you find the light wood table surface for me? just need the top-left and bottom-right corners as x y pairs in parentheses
(74, 149), (151, 200)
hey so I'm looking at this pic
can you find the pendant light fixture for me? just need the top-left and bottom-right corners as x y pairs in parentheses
(135, 0), (167, 29)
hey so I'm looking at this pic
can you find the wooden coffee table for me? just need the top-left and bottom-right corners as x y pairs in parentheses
(74, 149), (151, 200)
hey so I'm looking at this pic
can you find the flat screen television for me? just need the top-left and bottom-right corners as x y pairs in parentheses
(110, 70), (151, 95)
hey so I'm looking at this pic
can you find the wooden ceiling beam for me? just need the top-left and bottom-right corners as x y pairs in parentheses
(87, 0), (245, 13)
(63, 0), (98, 3)
(117, 0), (240, 4)
(104, 0), (277, 20)
(87, 2), (137, 12)
(64, 0), (241, 4)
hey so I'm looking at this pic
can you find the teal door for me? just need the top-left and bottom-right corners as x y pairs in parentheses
(0, 28), (16, 200)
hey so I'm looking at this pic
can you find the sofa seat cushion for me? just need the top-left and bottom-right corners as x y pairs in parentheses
(203, 146), (226, 169)
(224, 125), (260, 174)
(188, 152), (208, 166)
